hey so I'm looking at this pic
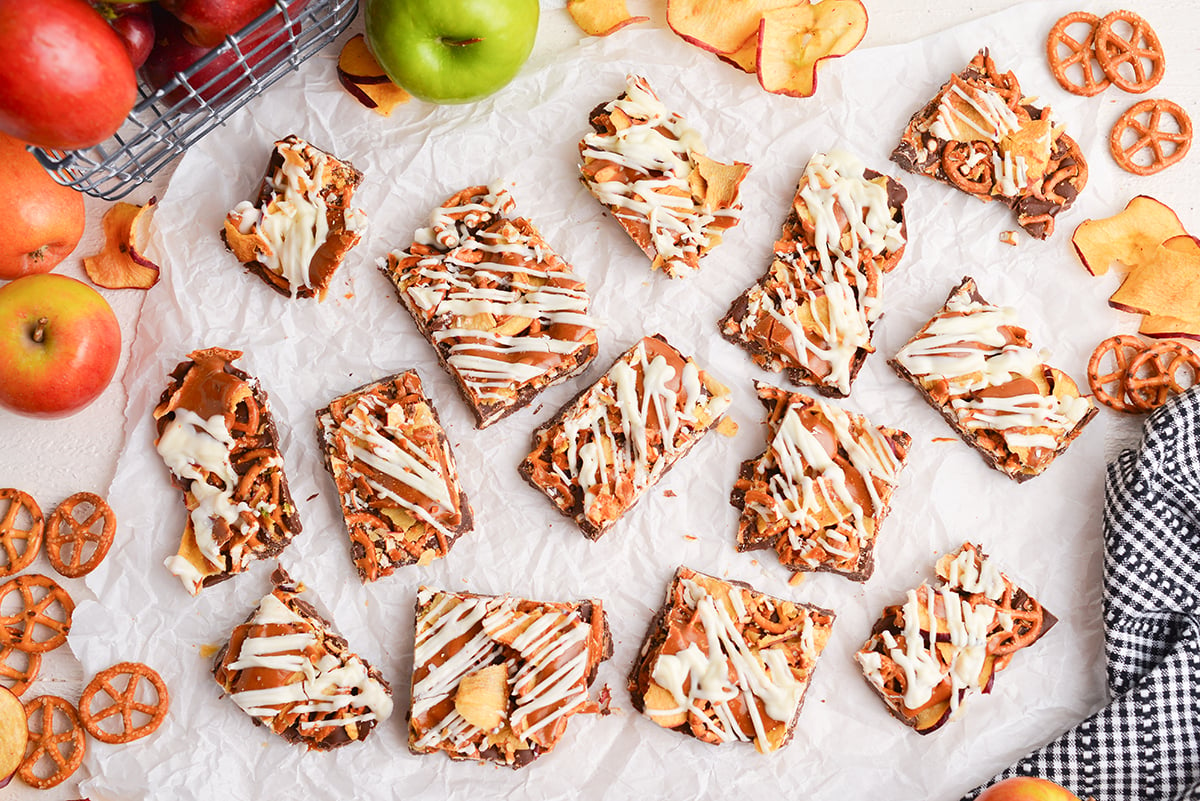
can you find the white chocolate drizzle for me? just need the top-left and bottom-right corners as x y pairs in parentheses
(734, 151), (904, 394)
(894, 288), (1091, 458)
(226, 593), (393, 728)
(580, 75), (736, 276)
(650, 578), (811, 751)
(391, 184), (595, 404)
(411, 588), (596, 755)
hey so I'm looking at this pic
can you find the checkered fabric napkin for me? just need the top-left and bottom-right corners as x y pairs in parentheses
(966, 387), (1200, 801)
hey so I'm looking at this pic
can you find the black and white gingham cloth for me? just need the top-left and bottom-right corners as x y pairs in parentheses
(967, 388), (1200, 801)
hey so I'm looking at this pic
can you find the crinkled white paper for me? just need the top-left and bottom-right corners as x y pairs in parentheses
(73, 2), (1137, 798)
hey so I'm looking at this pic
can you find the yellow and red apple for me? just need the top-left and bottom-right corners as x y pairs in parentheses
(0, 686), (26, 788)
(978, 777), (1085, 801)
(0, 274), (121, 419)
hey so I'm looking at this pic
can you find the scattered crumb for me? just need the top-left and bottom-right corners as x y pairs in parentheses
(787, 572), (806, 587)
(344, 292), (354, 300)
(931, 437), (956, 443)
(596, 685), (613, 715)
(999, 230), (1018, 246)
(750, 559), (759, 566)
(664, 489), (676, 498)
(417, 549), (435, 566)
(198, 643), (221, 659)
(533, 404), (544, 415)
(716, 417), (739, 437)
(682, 534), (697, 541)
(306, 493), (319, 502)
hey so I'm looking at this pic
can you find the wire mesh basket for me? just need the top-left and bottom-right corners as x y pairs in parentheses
(32, 0), (357, 201)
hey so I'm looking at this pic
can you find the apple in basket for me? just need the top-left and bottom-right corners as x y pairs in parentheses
(0, 274), (121, 419)
(977, 777), (1086, 801)
(364, 0), (539, 103)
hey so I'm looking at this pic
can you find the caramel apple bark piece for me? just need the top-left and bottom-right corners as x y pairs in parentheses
(890, 277), (1095, 482)
(382, 184), (599, 428)
(891, 49), (1087, 240)
(212, 568), (393, 750)
(408, 586), (611, 768)
(579, 74), (750, 278)
(518, 334), (733, 540)
(731, 382), (911, 580)
(628, 566), (835, 753)
(720, 150), (907, 397)
(855, 543), (1055, 733)
(223, 134), (366, 300)
(153, 347), (302, 594)
(316, 370), (474, 582)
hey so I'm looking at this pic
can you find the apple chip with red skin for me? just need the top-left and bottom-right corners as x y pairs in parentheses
(757, 0), (869, 98)
(568, 0), (649, 37)
(337, 34), (411, 116)
(1139, 235), (1200, 340)
(667, 0), (796, 55)
(82, 199), (159, 290)
(1071, 195), (1187, 276)
(1109, 240), (1200, 321)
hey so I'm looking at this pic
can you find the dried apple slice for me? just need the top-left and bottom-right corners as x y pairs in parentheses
(567, 0), (649, 36)
(1139, 235), (1200, 339)
(337, 33), (411, 115)
(1071, 195), (1187, 276)
(756, 0), (869, 98)
(82, 198), (160, 290)
(718, 33), (759, 73)
(689, 154), (751, 211)
(667, 0), (797, 55)
(0, 686), (26, 787)
(1110, 240), (1200, 320)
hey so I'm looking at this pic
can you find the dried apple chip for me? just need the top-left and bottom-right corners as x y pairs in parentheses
(667, 0), (796, 55)
(1110, 241), (1200, 320)
(718, 33), (759, 73)
(1139, 235), (1200, 339)
(1071, 195), (1187, 276)
(82, 199), (159, 290)
(337, 33), (411, 116)
(567, 0), (649, 36)
(757, 0), (869, 98)
(689, 154), (751, 212)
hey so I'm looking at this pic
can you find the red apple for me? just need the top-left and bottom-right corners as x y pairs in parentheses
(0, 274), (121, 419)
(104, 3), (156, 69)
(142, 4), (298, 109)
(977, 777), (1084, 801)
(0, 0), (137, 150)
(160, 0), (276, 47)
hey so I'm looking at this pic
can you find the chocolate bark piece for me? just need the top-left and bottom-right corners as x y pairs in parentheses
(891, 49), (1087, 240)
(381, 184), (599, 429)
(579, 74), (750, 278)
(854, 543), (1056, 733)
(408, 586), (611, 768)
(518, 334), (733, 540)
(731, 382), (911, 581)
(223, 134), (365, 300)
(720, 151), (908, 397)
(212, 568), (393, 750)
(152, 347), (301, 595)
(316, 370), (474, 582)
(628, 566), (835, 753)
(889, 277), (1096, 482)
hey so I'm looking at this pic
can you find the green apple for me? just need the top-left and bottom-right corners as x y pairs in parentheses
(364, 0), (539, 104)
(0, 274), (121, 419)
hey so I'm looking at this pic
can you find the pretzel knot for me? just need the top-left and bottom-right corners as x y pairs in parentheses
(18, 695), (86, 789)
(1125, 342), (1200, 412)
(0, 489), (43, 578)
(1094, 10), (1165, 94)
(1087, 335), (1146, 412)
(0, 575), (74, 654)
(1111, 98), (1193, 176)
(941, 141), (995, 196)
(1046, 12), (1111, 97)
(46, 492), (117, 579)
(79, 661), (170, 744)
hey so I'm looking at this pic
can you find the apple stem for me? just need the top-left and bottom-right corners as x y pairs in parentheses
(32, 317), (47, 344)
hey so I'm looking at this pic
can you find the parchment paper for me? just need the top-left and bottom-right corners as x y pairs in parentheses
(73, 1), (1142, 797)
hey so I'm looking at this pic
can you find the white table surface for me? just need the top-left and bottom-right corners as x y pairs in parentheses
(2, 0), (1195, 797)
